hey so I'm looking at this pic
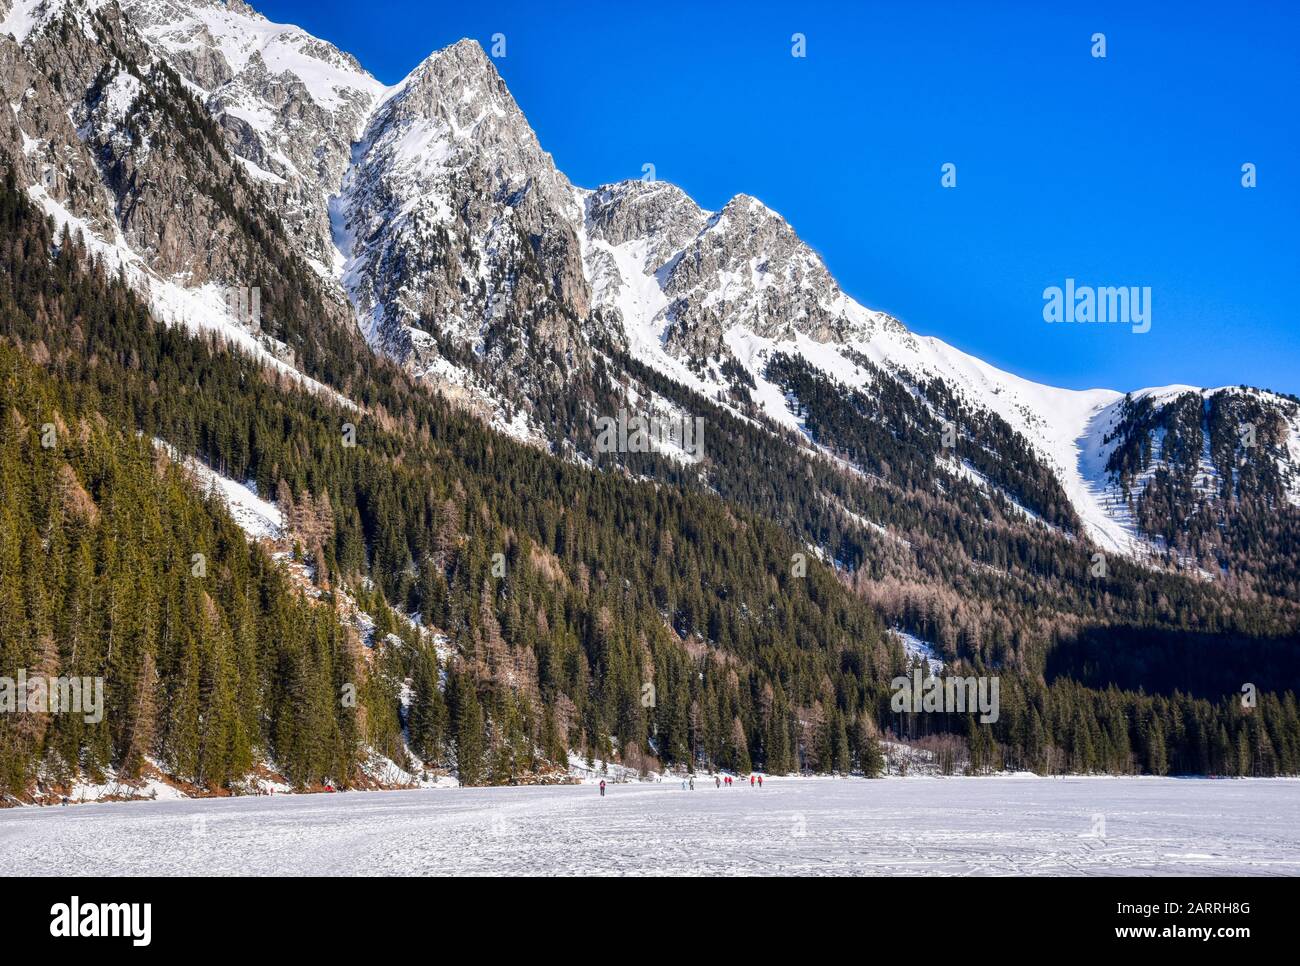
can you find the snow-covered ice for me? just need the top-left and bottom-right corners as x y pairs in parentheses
(2, 777), (1297, 876)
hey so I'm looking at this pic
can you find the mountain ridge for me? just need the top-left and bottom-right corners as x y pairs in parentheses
(1, 0), (1298, 798)
(5, 0), (1298, 578)
(9, 0), (1300, 579)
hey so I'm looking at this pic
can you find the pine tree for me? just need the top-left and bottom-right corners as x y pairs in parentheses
(451, 672), (485, 786)
(1145, 713), (1169, 776)
(407, 646), (446, 764)
(121, 652), (159, 778)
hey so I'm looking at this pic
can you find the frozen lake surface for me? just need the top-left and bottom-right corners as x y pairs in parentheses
(3, 776), (1298, 876)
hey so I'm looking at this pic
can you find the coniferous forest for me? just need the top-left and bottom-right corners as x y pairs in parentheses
(1, 137), (1298, 801)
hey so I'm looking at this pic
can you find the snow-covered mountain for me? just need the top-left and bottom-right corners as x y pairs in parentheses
(118, 0), (387, 271)
(332, 37), (603, 385)
(575, 177), (1300, 561)
(3, 0), (1297, 574)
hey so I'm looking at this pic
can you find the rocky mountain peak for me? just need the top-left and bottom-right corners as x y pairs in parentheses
(582, 179), (709, 272)
(6, 0), (1291, 575)
(115, 0), (387, 270)
(400, 37), (496, 95)
(378, 38), (575, 221)
(334, 34), (599, 400)
(655, 189), (852, 350)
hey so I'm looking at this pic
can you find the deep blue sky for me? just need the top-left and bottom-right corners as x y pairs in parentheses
(257, 0), (1298, 395)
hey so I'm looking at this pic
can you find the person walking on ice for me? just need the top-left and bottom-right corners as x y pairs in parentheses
(757, 775), (763, 788)
(599, 779), (605, 797)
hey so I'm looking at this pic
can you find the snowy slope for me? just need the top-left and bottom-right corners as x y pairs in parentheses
(833, 320), (1134, 553)
(575, 177), (1300, 559)
(122, 0), (385, 112)
(889, 627), (945, 672)
(578, 201), (1144, 553)
(152, 438), (282, 539)
(27, 183), (349, 406)
(1, 0), (110, 43)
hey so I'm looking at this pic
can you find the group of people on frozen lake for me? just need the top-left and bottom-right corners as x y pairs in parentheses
(598, 774), (764, 795)
(713, 774), (763, 788)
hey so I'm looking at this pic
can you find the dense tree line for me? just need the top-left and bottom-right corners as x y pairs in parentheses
(0, 164), (895, 789)
(0, 341), (362, 794)
(597, 344), (1300, 674)
(1, 138), (1296, 793)
(891, 668), (1300, 778)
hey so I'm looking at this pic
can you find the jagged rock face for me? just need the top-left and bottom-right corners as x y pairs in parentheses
(582, 179), (709, 271)
(336, 38), (599, 383)
(660, 194), (856, 353)
(0, 0), (361, 391)
(0, 8), (119, 239)
(581, 182), (888, 367)
(118, 0), (386, 273)
(1, 1), (259, 283)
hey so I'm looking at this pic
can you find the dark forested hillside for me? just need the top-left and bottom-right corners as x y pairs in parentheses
(1104, 389), (1300, 599)
(2, 157), (1295, 795)
(583, 345), (1300, 676)
(0, 165), (900, 793)
(0, 338), (363, 793)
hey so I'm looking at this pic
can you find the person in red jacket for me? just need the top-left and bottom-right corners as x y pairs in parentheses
(757, 775), (763, 788)
(599, 779), (606, 797)
(750, 775), (755, 787)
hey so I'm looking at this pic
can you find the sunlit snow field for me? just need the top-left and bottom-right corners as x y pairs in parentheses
(3, 777), (1298, 876)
